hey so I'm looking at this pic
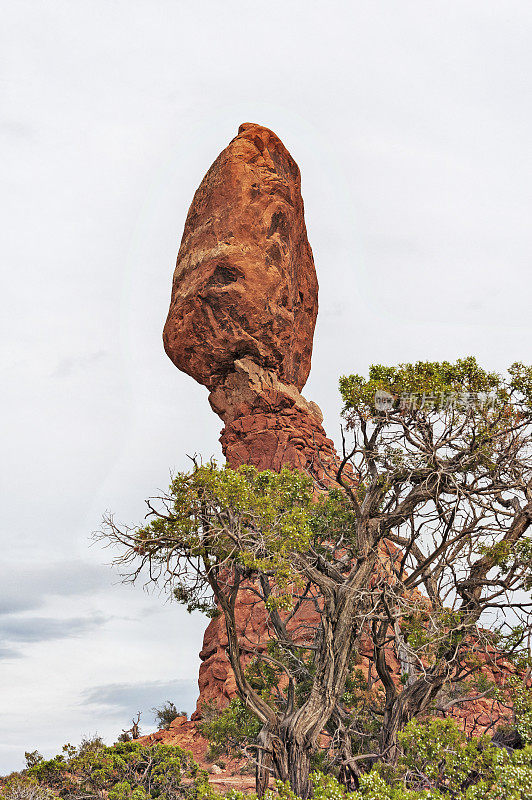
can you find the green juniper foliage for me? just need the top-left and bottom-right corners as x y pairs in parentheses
(262, 736), (532, 800)
(4, 721), (532, 800)
(125, 464), (315, 610)
(199, 698), (261, 760)
(153, 702), (184, 731)
(339, 357), (532, 416)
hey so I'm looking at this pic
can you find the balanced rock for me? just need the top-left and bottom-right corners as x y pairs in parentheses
(164, 123), (341, 714)
(164, 122), (338, 481)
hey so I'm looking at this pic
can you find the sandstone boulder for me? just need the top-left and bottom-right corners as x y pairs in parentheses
(163, 122), (318, 393)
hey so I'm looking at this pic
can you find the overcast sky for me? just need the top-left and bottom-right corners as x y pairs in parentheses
(1, 0), (532, 775)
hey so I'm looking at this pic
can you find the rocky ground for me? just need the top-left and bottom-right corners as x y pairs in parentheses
(136, 715), (264, 793)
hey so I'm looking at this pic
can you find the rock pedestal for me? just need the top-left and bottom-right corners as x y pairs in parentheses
(161, 122), (514, 749)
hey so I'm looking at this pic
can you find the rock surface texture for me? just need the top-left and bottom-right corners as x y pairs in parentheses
(164, 122), (317, 394)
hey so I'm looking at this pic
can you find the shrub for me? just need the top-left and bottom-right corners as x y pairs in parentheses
(26, 740), (211, 800)
(270, 757), (532, 799)
(152, 702), (185, 731)
(23, 755), (43, 770)
(199, 699), (260, 760)
(396, 718), (499, 794)
(76, 735), (105, 756)
(0, 776), (56, 800)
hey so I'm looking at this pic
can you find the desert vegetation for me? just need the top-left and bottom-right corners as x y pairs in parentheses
(95, 358), (532, 797)
(2, 712), (532, 800)
(1, 737), (209, 800)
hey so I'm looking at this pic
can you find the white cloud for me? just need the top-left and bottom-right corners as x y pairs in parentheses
(82, 679), (197, 719)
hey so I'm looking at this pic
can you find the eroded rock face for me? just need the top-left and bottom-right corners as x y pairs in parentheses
(209, 356), (339, 482)
(164, 123), (342, 714)
(163, 122), (318, 394)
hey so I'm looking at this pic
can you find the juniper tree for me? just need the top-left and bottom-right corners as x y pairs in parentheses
(99, 358), (532, 798)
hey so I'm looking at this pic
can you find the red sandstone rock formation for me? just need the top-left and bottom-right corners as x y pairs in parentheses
(163, 122), (338, 484)
(163, 123), (343, 715)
